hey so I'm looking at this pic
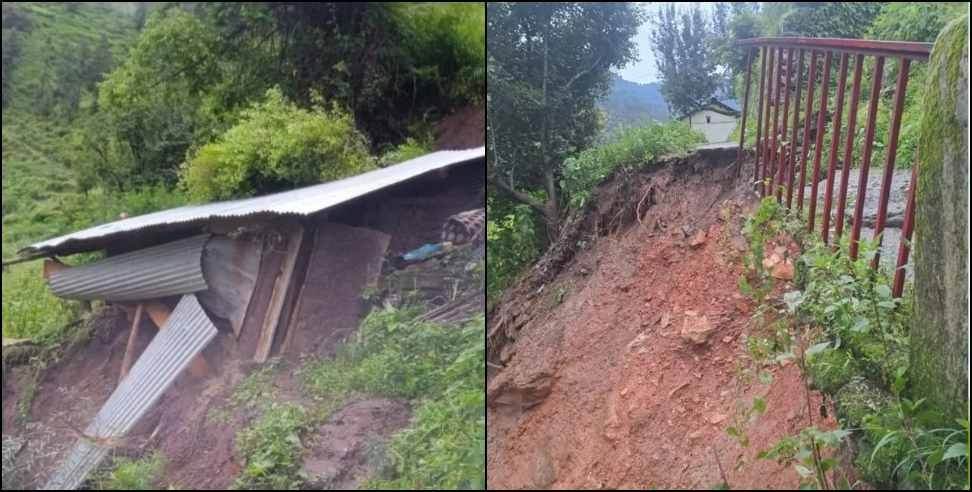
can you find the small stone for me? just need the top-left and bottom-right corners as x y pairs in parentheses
(708, 413), (728, 425)
(660, 311), (671, 328)
(680, 312), (716, 345)
(688, 429), (705, 441)
(762, 252), (783, 269)
(771, 260), (795, 280)
(689, 230), (707, 248)
(722, 335), (734, 343)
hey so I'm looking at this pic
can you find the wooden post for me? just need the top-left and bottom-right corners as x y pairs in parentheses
(119, 304), (144, 382)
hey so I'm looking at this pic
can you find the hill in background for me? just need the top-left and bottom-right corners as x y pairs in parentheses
(597, 74), (669, 136)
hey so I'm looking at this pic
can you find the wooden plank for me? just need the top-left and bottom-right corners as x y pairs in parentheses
(119, 304), (144, 382)
(254, 224), (305, 363)
(42, 258), (69, 280)
(273, 223), (317, 356)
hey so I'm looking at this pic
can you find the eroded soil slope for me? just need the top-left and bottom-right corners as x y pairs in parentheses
(487, 150), (836, 489)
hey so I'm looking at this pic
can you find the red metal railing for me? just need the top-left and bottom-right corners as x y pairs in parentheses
(735, 37), (932, 297)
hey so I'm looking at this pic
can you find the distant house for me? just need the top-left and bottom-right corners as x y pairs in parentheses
(677, 98), (740, 143)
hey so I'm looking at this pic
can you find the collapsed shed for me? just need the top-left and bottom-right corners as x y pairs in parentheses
(19, 147), (485, 490)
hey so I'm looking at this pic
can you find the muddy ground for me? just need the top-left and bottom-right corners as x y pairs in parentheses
(487, 149), (838, 489)
(1, 308), (412, 490)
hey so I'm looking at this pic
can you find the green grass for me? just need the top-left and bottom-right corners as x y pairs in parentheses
(302, 307), (485, 489)
(233, 403), (310, 490)
(6, 3), (136, 115)
(94, 452), (166, 490)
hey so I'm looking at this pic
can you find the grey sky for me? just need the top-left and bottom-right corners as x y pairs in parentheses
(616, 2), (720, 84)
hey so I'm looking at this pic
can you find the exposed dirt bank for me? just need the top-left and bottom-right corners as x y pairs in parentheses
(487, 149), (837, 489)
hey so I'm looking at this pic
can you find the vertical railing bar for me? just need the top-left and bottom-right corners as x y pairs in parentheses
(849, 56), (885, 261)
(786, 49), (805, 209)
(808, 50), (833, 233)
(821, 53), (850, 244)
(754, 46), (767, 187)
(761, 47), (777, 197)
(769, 47), (784, 198)
(797, 51), (819, 214)
(892, 154), (918, 298)
(737, 48), (755, 177)
(776, 47), (794, 203)
(870, 58), (911, 269)
(835, 54), (865, 242)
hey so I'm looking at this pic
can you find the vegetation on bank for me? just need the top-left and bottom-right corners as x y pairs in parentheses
(736, 197), (969, 490)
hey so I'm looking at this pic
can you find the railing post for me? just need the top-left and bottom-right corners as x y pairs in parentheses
(821, 53), (850, 244)
(797, 51), (819, 214)
(871, 58), (912, 269)
(786, 49), (805, 209)
(849, 56), (885, 260)
(776, 48), (794, 203)
(835, 54), (865, 242)
(761, 47), (777, 197)
(892, 156), (918, 297)
(737, 47), (754, 177)
(754, 47), (767, 187)
(769, 47), (784, 198)
(807, 51), (833, 234)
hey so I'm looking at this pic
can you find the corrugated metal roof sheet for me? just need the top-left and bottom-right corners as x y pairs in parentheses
(43, 295), (218, 490)
(48, 235), (209, 302)
(23, 147), (484, 257)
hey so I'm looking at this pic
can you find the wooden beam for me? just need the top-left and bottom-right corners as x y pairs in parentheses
(42, 258), (68, 280)
(119, 304), (144, 382)
(254, 224), (305, 363)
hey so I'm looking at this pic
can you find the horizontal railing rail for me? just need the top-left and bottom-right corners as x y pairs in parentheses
(735, 37), (933, 297)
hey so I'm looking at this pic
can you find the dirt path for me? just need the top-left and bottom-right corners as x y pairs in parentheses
(487, 154), (836, 489)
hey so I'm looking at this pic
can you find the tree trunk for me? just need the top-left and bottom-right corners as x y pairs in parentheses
(539, 11), (560, 232)
(911, 17), (969, 418)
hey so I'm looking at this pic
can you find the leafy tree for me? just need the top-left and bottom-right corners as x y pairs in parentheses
(2, 3), (31, 108)
(133, 2), (148, 30)
(487, 2), (643, 230)
(650, 4), (719, 118)
(90, 8), (223, 189)
(778, 3), (884, 38)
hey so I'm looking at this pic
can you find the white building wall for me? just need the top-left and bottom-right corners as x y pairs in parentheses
(680, 109), (738, 143)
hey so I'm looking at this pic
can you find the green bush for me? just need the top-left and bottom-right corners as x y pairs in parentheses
(95, 452), (166, 490)
(234, 403), (308, 490)
(485, 194), (542, 306)
(560, 121), (704, 208)
(181, 87), (374, 201)
(391, 3), (485, 105)
(378, 136), (433, 168)
(806, 346), (860, 394)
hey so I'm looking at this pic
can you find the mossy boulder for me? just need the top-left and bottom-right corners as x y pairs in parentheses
(912, 15), (969, 418)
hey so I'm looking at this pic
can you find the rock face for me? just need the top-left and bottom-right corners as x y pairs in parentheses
(911, 18), (969, 418)
(680, 311), (716, 345)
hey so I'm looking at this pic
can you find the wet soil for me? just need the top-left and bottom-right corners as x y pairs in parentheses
(487, 151), (837, 489)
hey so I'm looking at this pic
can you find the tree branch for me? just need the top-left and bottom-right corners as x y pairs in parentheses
(490, 174), (548, 216)
(565, 53), (604, 91)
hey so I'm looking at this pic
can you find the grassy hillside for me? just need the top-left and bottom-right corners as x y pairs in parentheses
(2, 3), (142, 341)
(3, 2), (140, 255)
